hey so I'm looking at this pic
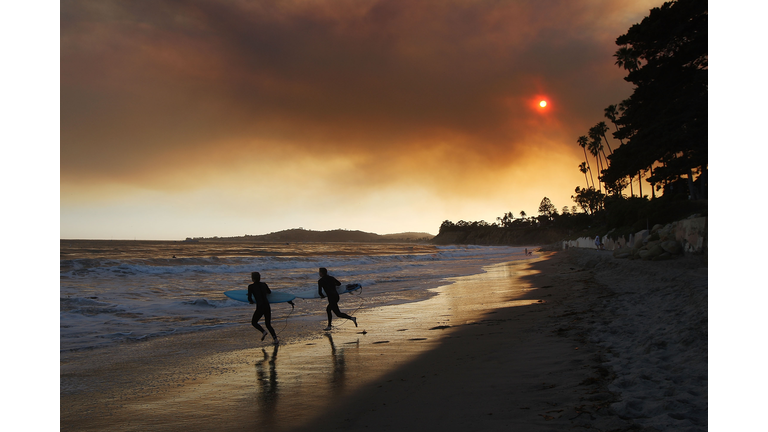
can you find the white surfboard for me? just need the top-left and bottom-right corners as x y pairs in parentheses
(295, 283), (362, 299)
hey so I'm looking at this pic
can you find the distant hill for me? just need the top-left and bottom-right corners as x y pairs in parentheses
(191, 229), (434, 243)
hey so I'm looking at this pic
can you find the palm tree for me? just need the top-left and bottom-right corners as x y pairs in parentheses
(603, 105), (624, 146)
(614, 46), (640, 71)
(587, 137), (605, 192)
(589, 124), (612, 168)
(578, 162), (590, 188)
(616, 100), (643, 198)
(589, 124), (613, 194)
(617, 99), (630, 116)
(577, 136), (594, 188)
(593, 121), (613, 155)
(604, 104), (633, 196)
(519, 210), (526, 219)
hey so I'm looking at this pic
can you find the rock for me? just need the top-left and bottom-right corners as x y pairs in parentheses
(648, 244), (665, 257)
(640, 244), (665, 260)
(660, 240), (682, 255)
(657, 224), (674, 241)
(652, 252), (674, 261)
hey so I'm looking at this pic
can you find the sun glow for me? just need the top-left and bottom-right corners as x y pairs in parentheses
(539, 100), (547, 108)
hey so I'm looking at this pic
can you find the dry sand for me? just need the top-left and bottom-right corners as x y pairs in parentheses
(60, 248), (707, 431)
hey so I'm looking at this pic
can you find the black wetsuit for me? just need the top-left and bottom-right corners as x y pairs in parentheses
(319, 275), (353, 325)
(248, 281), (276, 339)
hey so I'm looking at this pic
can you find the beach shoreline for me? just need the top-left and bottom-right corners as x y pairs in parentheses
(60, 248), (707, 431)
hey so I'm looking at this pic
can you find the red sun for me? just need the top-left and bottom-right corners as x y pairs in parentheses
(527, 94), (553, 114)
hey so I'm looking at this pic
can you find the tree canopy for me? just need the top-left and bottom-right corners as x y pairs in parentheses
(603, 0), (707, 195)
(538, 197), (557, 218)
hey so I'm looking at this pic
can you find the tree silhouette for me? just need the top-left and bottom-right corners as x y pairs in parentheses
(614, 46), (640, 72)
(577, 136), (595, 189)
(604, 104), (636, 197)
(571, 187), (605, 215)
(605, 0), (707, 198)
(587, 136), (605, 192)
(590, 121), (613, 155)
(579, 162), (590, 189)
(603, 105), (621, 144)
(538, 197), (557, 218)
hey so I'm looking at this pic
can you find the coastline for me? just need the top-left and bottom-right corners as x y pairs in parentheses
(291, 249), (707, 432)
(60, 249), (707, 431)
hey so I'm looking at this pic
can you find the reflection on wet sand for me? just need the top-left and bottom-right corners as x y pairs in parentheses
(59, 260), (538, 432)
(326, 334), (345, 391)
(326, 333), (360, 392)
(254, 344), (279, 426)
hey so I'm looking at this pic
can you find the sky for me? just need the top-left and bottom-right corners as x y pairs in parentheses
(58, 0), (672, 239)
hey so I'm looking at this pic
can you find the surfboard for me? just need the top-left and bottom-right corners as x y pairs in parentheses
(295, 283), (362, 299)
(224, 290), (296, 303)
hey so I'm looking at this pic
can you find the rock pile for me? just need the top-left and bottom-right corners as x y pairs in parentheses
(614, 222), (685, 260)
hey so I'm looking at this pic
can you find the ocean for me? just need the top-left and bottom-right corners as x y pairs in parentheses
(60, 240), (529, 352)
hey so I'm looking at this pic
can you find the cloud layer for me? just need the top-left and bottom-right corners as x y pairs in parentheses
(61, 0), (661, 238)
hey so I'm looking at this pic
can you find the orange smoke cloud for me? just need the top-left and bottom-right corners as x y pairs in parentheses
(60, 0), (662, 238)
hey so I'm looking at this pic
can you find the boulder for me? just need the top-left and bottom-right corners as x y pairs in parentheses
(657, 224), (674, 241)
(660, 240), (682, 255)
(641, 244), (665, 260)
(649, 244), (665, 257)
(653, 252), (674, 261)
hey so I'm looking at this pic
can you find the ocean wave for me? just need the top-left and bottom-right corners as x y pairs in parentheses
(181, 298), (220, 308)
(60, 246), (518, 278)
(60, 297), (124, 315)
(60, 244), (525, 352)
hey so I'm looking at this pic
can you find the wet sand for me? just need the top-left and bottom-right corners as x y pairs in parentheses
(60, 249), (707, 431)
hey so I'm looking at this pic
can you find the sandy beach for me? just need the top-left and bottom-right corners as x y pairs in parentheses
(60, 248), (707, 431)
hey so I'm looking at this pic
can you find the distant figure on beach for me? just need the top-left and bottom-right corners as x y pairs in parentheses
(318, 267), (357, 331)
(524, 248), (527, 255)
(595, 236), (604, 250)
(248, 272), (278, 344)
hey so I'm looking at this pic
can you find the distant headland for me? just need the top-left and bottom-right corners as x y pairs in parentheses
(184, 228), (434, 244)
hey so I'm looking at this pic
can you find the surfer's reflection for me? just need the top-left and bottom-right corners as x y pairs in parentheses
(326, 333), (359, 392)
(254, 344), (279, 425)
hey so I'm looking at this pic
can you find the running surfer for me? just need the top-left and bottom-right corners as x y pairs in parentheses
(248, 271), (279, 344)
(318, 267), (357, 331)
